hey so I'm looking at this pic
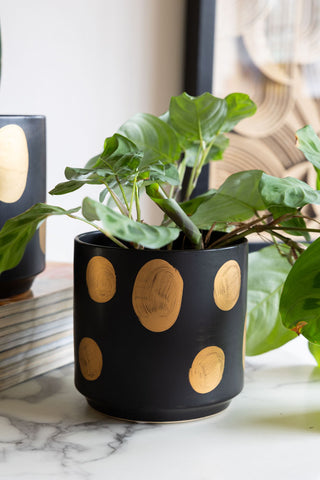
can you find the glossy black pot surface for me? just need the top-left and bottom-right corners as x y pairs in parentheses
(0, 116), (46, 298)
(74, 231), (248, 422)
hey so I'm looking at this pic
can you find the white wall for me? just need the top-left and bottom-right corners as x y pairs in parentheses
(0, 0), (186, 262)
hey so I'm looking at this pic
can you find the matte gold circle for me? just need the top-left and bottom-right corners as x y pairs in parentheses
(39, 221), (46, 254)
(0, 124), (29, 203)
(189, 346), (225, 394)
(132, 259), (183, 332)
(213, 260), (241, 311)
(79, 337), (103, 381)
(86, 256), (116, 303)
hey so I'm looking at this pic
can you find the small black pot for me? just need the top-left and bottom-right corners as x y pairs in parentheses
(0, 116), (46, 298)
(74, 231), (248, 422)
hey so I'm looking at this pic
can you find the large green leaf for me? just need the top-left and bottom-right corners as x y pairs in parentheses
(0, 204), (80, 274)
(246, 245), (296, 355)
(191, 170), (266, 228)
(296, 125), (320, 169)
(221, 93), (257, 132)
(169, 92), (227, 145)
(179, 190), (216, 216)
(259, 173), (320, 208)
(82, 197), (180, 249)
(118, 113), (180, 167)
(280, 237), (320, 344)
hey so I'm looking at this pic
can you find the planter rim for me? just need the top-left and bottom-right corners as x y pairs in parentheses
(75, 231), (248, 254)
(0, 115), (46, 119)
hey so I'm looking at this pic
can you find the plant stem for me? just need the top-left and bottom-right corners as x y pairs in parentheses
(116, 176), (130, 211)
(129, 175), (137, 219)
(185, 145), (202, 200)
(207, 214), (272, 249)
(135, 183), (141, 222)
(67, 214), (128, 249)
(102, 181), (128, 216)
(184, 137), (217, 201)
(146, 183), (203, 249)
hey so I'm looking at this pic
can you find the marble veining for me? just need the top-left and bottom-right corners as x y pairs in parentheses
(0, 339), (319, 480)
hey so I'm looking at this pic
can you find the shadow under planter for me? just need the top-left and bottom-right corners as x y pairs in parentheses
(74, 231), (248, 423)
(0, 116), (46, 298)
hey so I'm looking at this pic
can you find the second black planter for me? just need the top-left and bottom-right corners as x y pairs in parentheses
(74, 231), (248, 422)
(0, 116), (46, 298)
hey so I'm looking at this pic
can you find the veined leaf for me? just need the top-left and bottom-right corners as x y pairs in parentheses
(82, 197), (180, 249)
(144, 163), (180, 186)
(179, 190), (216, 216)
(0, 204), (80, 274)
(49, 180), (86, 195)
(191, 170), (266, 229)
(169, 92), (227, 145)
(98, 134), (142, 176)
(260, 173), (320, 209)
(246, 245), (296, 355)
(50, 134), (143, 196)
(296, 125), (320, 169)
(119, 113), (180, 167)
(184, 134), (229, 167)
(280, 237), (320, 344)
(221, 93), (257, 132)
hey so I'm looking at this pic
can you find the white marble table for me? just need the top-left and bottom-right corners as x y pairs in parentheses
(0, 339), (319, 480)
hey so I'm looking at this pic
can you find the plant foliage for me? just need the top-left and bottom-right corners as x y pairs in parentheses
(2, 92), (320, 363)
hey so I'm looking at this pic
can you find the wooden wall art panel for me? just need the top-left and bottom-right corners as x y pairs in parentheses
(209, 0), (320, 226)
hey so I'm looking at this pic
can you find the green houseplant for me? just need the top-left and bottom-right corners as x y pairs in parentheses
(1, 92), (320, 420)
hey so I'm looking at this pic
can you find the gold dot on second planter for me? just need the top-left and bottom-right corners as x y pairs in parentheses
(86, 256), (116, 303)
(189, 346), (225, 394)
(213, 260), (241, 311)
(39, 221), (46, 254)
(79, 337), (103, 381)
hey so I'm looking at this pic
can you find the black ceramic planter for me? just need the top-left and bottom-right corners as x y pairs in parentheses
(74, 231), (248, 423)
(0, 116), (46, 298)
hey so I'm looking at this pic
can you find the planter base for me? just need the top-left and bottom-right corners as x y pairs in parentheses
(0, 276), (35, 299)
(86, 398), (231, 423)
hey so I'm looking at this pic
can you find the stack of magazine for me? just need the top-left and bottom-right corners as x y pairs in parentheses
(0, 263), (73, 391)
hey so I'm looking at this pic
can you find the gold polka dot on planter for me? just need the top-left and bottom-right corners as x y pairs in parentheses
(0, 124), (29, 203)
(86, 256), (116, 303)
(132, 259), (183, 332)
(189, 346), (225, 394)
(39, 221), (46, 254)
(79, 337), (103, 381)
(213, 260), (241, 311)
